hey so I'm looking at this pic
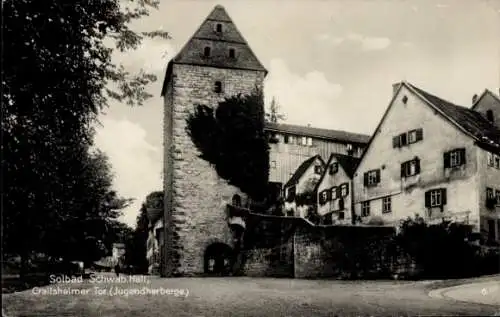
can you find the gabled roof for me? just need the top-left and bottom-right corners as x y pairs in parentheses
(313, 153), (360, 193)
(284, 155), (324, 188)
(265, 122), (370, 145)
(161, 5), (267, 96)
(407, 83), (500, 151)
(471, 89), (500, 110)
(356, 81), (500, 169)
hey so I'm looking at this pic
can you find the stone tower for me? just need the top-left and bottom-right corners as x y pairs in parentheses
(160, 5), (267, 276)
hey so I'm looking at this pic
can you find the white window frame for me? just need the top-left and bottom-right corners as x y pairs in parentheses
(361, 201), (370, 217)
(408, 130), (417, 144)
(340, 184), (347, 197)
(367, 170), (378, 185)
(289, 136), (295, 144)
(487, 187), (494, 199)
(404, 160), (417, 177)
(321, 191), (328, 202)
(450, 150), (461, 167)
(331, 187), (337, 200)
(301, 137), (307, 145)
(270, 161), (276, 168)
(307, 137), (313, 146)
(382, 197), (392, 213)
(430, 190), (442, 207)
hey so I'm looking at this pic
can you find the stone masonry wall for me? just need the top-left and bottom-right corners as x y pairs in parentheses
(163, 63), (265, 276)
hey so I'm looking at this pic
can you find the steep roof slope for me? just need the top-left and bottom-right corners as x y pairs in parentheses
(265, 122), (370, 144)
(284, 155), (324, 188)
(161, 5), (267, 96)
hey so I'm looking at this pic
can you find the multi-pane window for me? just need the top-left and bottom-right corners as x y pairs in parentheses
(321, 190), (328, 202)
(340, 183), (348, 197)
(307, 137), (313, 146)
(270, 161), (276, 168)
(393, 128), (423, 148)
(364, 169), (380, 187)
(401, 158), (420, 178)
(425, 189), (447, 208)
(331, 187), (338, 200)
(487, 187), (494, 199)
(444, 148), (466, 168)
(495, 155), (500, 169)
(382, 197), (392, 213)
(496, 190), (500, 205)
(289, 136), (296, 144)
(361, 201), (370, 217)
(301, 137), (307, 145)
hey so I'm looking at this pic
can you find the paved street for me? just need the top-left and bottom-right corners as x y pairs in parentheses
(3, 273), (500, 317)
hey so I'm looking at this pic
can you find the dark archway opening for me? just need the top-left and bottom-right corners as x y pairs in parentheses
(204, 243), (233, 276)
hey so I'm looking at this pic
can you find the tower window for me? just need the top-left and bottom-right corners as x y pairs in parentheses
(229, 48), (235, 58)
(204, 47), (211, 57)
(487, 110), (494, 123)
(216, 23), (222, 33)
(214, 81), (222, 93)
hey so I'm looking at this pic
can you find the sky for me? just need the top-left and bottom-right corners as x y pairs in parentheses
(93, 0), (500, 227)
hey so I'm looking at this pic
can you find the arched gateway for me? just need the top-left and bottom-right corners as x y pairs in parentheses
(204, 243), (233, 276)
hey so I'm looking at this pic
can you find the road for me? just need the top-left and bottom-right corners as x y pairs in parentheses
(3, 273), (500, 317)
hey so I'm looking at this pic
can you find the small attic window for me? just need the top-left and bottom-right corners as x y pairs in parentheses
(216, 23), (222, 33)
(402, 95), (408, 104)
(487, 110), (494, 122)
(214, 81), (223, 93)
(204, 47), (211, 57)
(229, 48), (235, 59)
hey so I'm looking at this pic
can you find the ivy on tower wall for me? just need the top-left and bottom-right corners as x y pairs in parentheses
(186, 88), (270, 201)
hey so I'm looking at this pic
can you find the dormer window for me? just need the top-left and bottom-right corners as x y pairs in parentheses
(486, 110), (494, 123)
(214, 81), (222, 93)
(229, 48), (235, 59)
(204, 47), (211, 57)
(216, 23), (222, 33)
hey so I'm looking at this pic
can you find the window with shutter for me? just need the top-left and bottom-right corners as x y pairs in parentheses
(401, 159), (420, 178)
(487, 152), (494, 166)
(341, 183), (348, 197)
(427, 189), (445, 207)
(448, 148), (466, 168)
(336, 187), (341, 199)
(363, 172), (369, 186)
(408, 130), (417, 143)
(495, 190), (500, 205)
(416, 128), (423, 141)
(326, 189), (332, 201)
(366, 169), (380, 186)
(330, 187), (337, 200)
(487, 187), (494, 199)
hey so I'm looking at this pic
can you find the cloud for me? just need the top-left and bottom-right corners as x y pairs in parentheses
(316, 32), (391, 51)
(347, 33), (391, 51)
(94, 117), (162, 227)
(112, 38), (175, 73)
(264, 59), (344, 129)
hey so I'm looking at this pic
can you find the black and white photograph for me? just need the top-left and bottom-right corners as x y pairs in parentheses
(2, 0), (500, 316)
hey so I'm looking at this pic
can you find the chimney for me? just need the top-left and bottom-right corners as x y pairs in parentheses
(472, 94), (478, 104)
(392, 82), (402, 96)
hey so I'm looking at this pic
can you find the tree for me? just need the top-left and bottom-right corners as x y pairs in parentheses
(265, 97), (286, 123)
(186, 89), (270, 201)
(2, 0), (166, 277)
(124, 203), (150, 273)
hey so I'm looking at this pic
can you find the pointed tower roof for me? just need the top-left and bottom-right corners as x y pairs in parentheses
(161, 5), (267, 95)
